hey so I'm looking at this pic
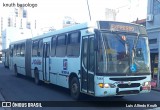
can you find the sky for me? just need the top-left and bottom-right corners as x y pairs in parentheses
(0, 0), (148, 29)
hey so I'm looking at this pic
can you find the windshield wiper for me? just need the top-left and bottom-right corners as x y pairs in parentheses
(131, 33), (140, 64)
(130, 34), (140, 73)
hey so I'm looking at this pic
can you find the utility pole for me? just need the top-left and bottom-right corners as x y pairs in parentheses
(158, 36), (160, 88)
(86, 0), (91, 21)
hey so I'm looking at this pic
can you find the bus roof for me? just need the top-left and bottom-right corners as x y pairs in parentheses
(32, 21), (96, 40)
(10, 38), (31, 45)
(30, 21), (146, 41)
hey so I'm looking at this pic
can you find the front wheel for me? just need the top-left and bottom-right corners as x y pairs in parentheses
(70, 77), (80, 100)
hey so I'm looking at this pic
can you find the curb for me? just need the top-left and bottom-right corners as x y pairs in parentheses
(151, 88), (160, 92)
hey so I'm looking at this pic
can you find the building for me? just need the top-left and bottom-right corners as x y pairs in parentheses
(105, 8), (117, 21)
(146, 0), (160, 80)
(0, 7), (37, 59)
(132, 18), (146, 27)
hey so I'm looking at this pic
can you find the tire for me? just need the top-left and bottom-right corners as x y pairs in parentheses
(70, 77), (80, 100)
(14, 65), (18, 77)
(34, 69), (40, 85)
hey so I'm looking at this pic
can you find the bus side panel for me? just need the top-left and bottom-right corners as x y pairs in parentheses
(51, 57), (80, 88)
(25, 39), (32, 77)
(13, 57), (25, 75)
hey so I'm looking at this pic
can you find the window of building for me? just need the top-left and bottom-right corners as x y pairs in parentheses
(15, 8), (18, 17)
(56, 35), (66, 57)
(67, 32), (80, 57)
(149, 39), (157, 44)
(153, 0), (160, 15)
(51, 37), (57, 57)
(32, 40), (39, 57)
(23, 10), (27, 18)
(8, 18), (11, 27)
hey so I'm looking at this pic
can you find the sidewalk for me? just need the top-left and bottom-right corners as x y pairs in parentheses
(0, 91), (6, 110)
(0, 88), (11, 110)
(152, 82), (160, 92)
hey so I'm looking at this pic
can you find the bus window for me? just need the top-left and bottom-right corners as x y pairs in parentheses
(32, 40), (38, 57)
(67, 32), (80, 57)
(20, 43), (25, 57)
(38, 40), (43, 57)
(89, 37), (94, 72)
(56, 35), (66, 57)
(51, 37), (56, 57)
(17, 44), (21, 56)
(46, 43), (50, 57)
(13, 45), (17, 56)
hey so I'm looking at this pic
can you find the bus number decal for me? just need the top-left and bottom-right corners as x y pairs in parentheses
(62, 59), (69, 75)
(63, 59), (68, 70)
(32, 59), (42, 65)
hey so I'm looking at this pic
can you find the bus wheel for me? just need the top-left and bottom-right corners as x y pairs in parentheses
(70, 77), (80, 100)
(34, 69), (40, 85)
(14, 65), (18, 77)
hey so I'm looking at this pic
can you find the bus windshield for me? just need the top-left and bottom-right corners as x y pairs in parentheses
(97, 32), (150, 74)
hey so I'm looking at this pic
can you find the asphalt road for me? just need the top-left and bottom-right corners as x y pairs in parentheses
(0, 62), (159, 110)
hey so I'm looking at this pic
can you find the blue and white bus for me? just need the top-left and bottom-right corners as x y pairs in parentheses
(2, 49), (10, 68)
(9, 21), (151, 99)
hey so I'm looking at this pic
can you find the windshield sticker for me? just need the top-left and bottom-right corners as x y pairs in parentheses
(130, 64), (137, 72)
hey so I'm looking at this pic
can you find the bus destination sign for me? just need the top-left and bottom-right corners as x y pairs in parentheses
(110, 24), (135, 32)
(97, 21), (141, 34)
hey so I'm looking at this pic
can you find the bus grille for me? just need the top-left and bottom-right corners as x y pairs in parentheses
(117, 90), (139, 95)
(110, 77), (146, 81)
(117, 83), (140, 88)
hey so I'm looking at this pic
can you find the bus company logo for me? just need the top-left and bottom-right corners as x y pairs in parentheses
(63, 59), (67, 70)
(128, 81), (131, 86)
(32, 59), (41, 65)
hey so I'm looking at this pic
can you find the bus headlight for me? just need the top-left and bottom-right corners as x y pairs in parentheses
(142, 81), (151, 87)
(98, 83), (116, 88)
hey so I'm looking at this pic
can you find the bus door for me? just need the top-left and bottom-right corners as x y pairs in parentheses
(43, 42), (50, 82)
(81, 35), (95, 94)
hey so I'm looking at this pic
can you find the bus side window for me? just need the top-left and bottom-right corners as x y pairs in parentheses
(51, 37), (56, 57)
(56, 35), (66, 57)
(13, 45), (17, 56)
(17, 44), (21, 56)
(67, 32), (80, 57)
(10, 48), (13, 57)
(38, 40), (43, 57)
(32, 41), (38, 57)
(20, 43), (25, 57)
(89, 37), (94, 72)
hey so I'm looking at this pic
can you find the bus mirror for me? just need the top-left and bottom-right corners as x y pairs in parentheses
(136, 48), (142, 57)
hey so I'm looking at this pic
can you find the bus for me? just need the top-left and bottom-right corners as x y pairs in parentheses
(2, 49), (10, 68)
(9, 39), (32, 76)
(9, 21), (151, 99)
